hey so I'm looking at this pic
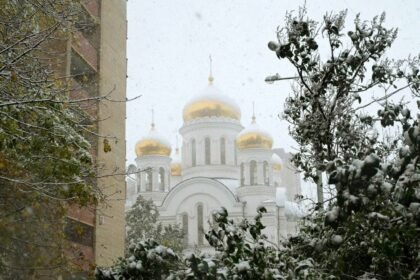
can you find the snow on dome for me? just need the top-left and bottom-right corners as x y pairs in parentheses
(135, 128), (172, 157)
(236, 121), (273, 150)
(183, 85), (241, 122)
(272, 154), (283, 171)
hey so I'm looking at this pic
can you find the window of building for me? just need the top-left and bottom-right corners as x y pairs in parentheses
(250, 160), (257, 185)
(158, 167), (165, 191)
(70, 50), (96, 92)
(220, 137), (226, 165)
(145, 167), (152, 191)
(205, 137), (211, 165)
(197, 204), (204, 245)
(191, 139), (196, 167)
(240, 163), (245, 186)
(64, 218), (94, 247)
(263, 161), (269, 185)
(74, 5), (99, 46)
(182, 213), (188, 247)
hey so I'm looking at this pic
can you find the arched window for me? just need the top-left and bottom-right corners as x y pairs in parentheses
(250, 160), (257, 185)
(263, 161), (269, 185)
(158, 167), (165, 191)
(145, 167), (152, 191)
(205, 137), (211, 165)
(182, 213), (188, 246)
(197, 204), (204, 245)
(240, 163), (245, 186)
(191, 139), (196, 167)
(220, 137), (226, 165)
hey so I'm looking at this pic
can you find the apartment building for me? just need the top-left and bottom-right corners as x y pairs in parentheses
(63, 0), (127, 274)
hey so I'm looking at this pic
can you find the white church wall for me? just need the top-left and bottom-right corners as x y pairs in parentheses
(158, 177), (243, 247)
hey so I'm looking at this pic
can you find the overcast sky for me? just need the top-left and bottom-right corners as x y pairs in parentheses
(126, 0), (420, 165)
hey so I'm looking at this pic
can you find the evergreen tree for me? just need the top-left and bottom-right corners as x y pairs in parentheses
(126, 196), (184, 253)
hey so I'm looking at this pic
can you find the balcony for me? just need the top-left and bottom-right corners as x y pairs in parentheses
(82, 0), (99, 18)
(72, 31), (98, 72)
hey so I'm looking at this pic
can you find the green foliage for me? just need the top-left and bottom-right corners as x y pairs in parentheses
(126, 196), (185, 253)
(268, 8), (419, 181)
(267, 7), (420, 280)
(0, 0), (100, 277)
(97, 240), (181, 280)
(98, 207), (326, 279)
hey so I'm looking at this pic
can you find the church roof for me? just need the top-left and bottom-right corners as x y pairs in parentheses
(183, 84), (241, 122)
(236, 121), (273, 150)
(135, 128), (172, 157)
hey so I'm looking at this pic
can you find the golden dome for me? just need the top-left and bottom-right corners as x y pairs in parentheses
(273, 163), (282, 171)
(135, 127), (171, 157)
(272, 154), (283, 171)
(171, 163), (182, 176)
(171, 148), (182, 176)
(183, 85), (241, 122)
(236, 121), (273, 150)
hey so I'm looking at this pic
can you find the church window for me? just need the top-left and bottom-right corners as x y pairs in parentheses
(145, 167), (152, 191)
(263, 161), (269, 185)
(158, 167), (165, 191)
(240, 163), (245, 186)
(182, 213), (188, 246)
(191, 139), (196, 167)
(205, 137), (211, 165)
(250, 160), (257, 185)
(220, 137), (226, 164)
(197, 204), (204, 245)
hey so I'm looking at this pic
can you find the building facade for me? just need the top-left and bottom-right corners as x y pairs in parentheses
(126, 75), (303, 250)
(64, 0), (127, 273)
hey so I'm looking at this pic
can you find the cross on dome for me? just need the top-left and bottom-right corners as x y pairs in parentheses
(252, 101), (256, 123)
(208, 55), (214, 85)
(151, 108), (155, 130)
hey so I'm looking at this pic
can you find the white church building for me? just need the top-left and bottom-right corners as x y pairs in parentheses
(126, 73), (303, 250)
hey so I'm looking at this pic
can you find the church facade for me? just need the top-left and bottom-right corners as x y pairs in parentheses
(126, 75), (303, 250)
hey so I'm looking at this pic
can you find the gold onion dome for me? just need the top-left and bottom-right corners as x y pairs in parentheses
(135, 125), (172, 157)
(236, 118), (273, 150)
(272, 154), (283, 171)
(183, 83), (241, 122)
(171, 148), (182, 176)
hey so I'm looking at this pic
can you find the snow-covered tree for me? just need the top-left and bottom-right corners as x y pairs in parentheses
(98, 207), (325, 279)
(0, 1), (109, 277)
(266, 7), (420, 279)
(126, 196), (184, 253)
(267, 8), (418, 204)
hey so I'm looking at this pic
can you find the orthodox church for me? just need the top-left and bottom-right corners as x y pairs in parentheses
(126, 71), (303, 250)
